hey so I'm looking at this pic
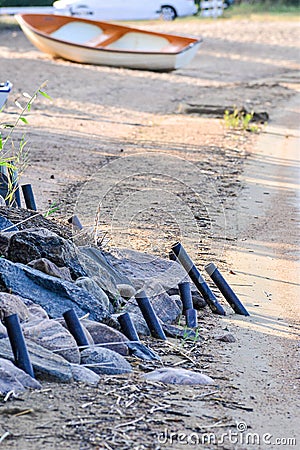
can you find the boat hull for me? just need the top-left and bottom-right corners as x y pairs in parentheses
(16, 14), (201, 71)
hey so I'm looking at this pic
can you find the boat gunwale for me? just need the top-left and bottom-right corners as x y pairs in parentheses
(16, 13), (203, 56)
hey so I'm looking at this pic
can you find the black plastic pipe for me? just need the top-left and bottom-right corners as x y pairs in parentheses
(171, 242), (226, 316)
(135, 291), (167, 340)
(4, 313), (35, 378)
(205, 263), (250, 316)
(68, 215), (83, 231)
(169, 251), (177, 261)
(118, 312), (140, 342)
(21, 184), (37, 211)
(178, 282), (193, 312)
(185, 308), (198, 328)
(63, 309), (89, 348)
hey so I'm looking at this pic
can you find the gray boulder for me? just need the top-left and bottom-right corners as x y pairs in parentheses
(70, 364), (100, 385)
(0, 292), (30, 322)
(0, 338), (73, 382)
(0, 368), (25, 394)
(0, 215), (18, 232)
(117, 284), (136, 300)
(3, 228), (86, 279)
(28, 258), (73, 282)
(77, 250), (122, 304)
(0, 358), (41, 394)
(143, 368), (215, 385)
(75, 277), (110, 313)
(0, 258), (110, 322)
(80, 347), (132, 375)
(24, 300), (49, 320)
(22, 318), (80, 364)
(82, 320), (129, 356)
(104, 248), (188, 294)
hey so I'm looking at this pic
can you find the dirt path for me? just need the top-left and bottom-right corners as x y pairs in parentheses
(221, 94), (300, 447)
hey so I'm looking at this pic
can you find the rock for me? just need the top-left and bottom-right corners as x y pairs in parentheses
(143, 368), (215, 385)
(80, 347), (132, 375)
(170, 294), (183, 311)
(0, 258), (110, 322)
(28, 258), (73, 282)
(0, 338), (73, 382)
(24, 301), (49, 320)
(0, 215), (18, 232)
(0, 358), (41, 394)
(82, 320), (129, 356)
(191, 290), (207, 309)
(161, 323), (198, 340)
(79, 246), (133, 285)
(22, 318), (80, 364)
(215, 333), (236, 343)
(0, 292), (30, 322)
(75, 277), (110, 313)
(0, 368), (26, 394)
(70, 364), (100, 385)
(77, 250), (122, 304)
(105, 247), (188, 294)
(117, 284), (136, 299)
(0, 321), (7, 339)
(4, 228), (86, 279)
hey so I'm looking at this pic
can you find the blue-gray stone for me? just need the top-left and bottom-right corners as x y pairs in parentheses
(0, 338), (73, 382)
(0, 258), (109, 322)
(0, 215), (18, 232)
(80, 347), (132, 375)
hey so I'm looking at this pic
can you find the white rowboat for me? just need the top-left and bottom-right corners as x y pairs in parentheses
(15, 14), (202, 71)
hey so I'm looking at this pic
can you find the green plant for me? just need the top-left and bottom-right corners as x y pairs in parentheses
(0, 81), (51, 205)
(224, 108), (259, 132)
(43, 200), (60, 217)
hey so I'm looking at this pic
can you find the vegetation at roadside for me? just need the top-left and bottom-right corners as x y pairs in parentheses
(0, 82), (51, 205)
(223, 0), (300, 18)
(223, 108), (260, 132)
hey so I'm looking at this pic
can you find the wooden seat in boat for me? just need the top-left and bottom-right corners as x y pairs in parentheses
(50, 22), (103, 45)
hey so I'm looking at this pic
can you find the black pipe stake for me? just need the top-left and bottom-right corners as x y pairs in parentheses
(118, 312), (140, 342)
(185, 308), (198, 328)
(171, 242), (226, 316)
(4, 313), (35, 378)
(205, 263), (250, 316)
(178, 282), (193, 312)
(21, 184), (37, 211)
(68, 215), (83, 231)
(135, 291), (167, 340)
(169, 250), (177, 261)
(63, 309), (89, 348)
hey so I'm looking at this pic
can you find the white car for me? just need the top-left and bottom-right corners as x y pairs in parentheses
(53, 0), (197, 21)
(160, 0), (197, 20)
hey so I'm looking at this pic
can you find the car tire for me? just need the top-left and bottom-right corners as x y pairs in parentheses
(161, 5), (177, 21)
